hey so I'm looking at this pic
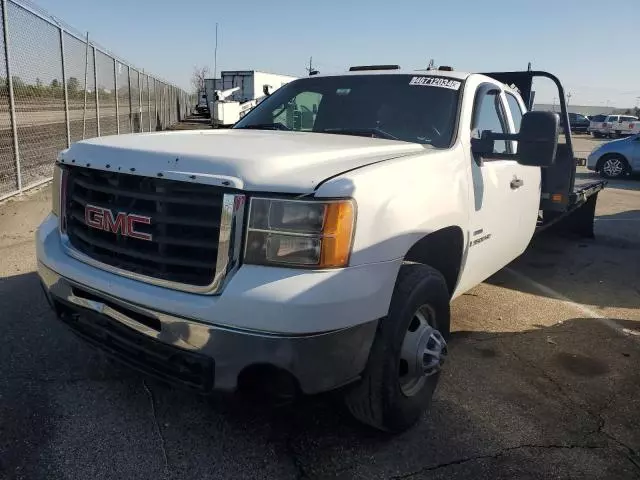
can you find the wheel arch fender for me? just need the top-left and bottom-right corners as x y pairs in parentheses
(403, 226), (465, 297)
(314, 147), (470, 269)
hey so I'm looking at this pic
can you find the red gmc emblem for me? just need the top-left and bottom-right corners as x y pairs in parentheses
(85, 204), (153, 241)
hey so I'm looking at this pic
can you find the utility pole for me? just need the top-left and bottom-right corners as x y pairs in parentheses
(305, 56), (318, 76)
(213, 23), (218, 80)
(566, 91), (572, 107)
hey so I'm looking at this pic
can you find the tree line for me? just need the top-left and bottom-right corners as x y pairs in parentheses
(0, 76), (142, 101)
(622, 107), (640, 117)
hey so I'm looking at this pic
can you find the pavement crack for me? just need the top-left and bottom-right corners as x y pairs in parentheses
(596, 413), (640, 474)
(507, 345), (582, 407)
(507, 346), (640, 474)
(143, 380), (169, 475)
(391, 444), (607, 478)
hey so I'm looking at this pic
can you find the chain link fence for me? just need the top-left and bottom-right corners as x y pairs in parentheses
(0, 0), (191, 200)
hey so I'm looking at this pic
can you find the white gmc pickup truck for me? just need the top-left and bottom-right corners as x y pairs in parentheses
(37, 66), (605, 432)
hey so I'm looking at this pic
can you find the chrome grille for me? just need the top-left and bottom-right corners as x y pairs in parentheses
(62, 166), (243, 293)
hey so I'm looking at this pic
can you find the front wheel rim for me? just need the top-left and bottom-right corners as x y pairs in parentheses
(603, 158), (624, 177)
(399, 305), (447, 397)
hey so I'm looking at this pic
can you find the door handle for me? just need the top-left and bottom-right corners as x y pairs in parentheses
(510, 177), (524, 189)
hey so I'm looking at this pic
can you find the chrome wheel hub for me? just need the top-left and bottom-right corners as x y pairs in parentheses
(603, 158), (624, 177)
(399, 305), (447, 397)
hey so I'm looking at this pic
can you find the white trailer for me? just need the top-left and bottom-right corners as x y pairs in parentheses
(205, 72), (297, 105)
(211, 86), (264, 127)
(214, 71), (297, 102)
(208, 71), (298, 127)
(204, 78), (222, 116)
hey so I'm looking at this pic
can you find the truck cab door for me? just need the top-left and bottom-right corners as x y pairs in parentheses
(503, 90), (541, 251)
(456, 84), (540, 293)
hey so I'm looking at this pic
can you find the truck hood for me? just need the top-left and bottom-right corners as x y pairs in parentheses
(60, 130), (426, 193)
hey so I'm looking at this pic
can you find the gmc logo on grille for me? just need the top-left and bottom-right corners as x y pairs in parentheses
(85, 205), (153, 241)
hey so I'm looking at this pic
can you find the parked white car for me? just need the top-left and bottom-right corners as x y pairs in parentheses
(588, 114), (607, 137)
(36, 67), (605, 432)
(591, 114), (638, 138)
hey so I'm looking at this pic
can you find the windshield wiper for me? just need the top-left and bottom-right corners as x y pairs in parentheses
(318, 127), (399, 141)
(236, 122), (291, 131)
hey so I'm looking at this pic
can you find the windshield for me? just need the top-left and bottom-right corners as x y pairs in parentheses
(234, 74), (461, 148)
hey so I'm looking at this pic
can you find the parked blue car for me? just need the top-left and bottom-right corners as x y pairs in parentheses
(587, 134), (640, 178)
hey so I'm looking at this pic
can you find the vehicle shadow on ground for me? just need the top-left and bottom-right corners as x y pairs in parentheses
(85, 318), (640, 479)
(485, 211), (640, 310)
(597, 210), (640, 221)
(0, 271), (143, 480)
(1, 269), (639, 479)
(575, 171), (640, 191)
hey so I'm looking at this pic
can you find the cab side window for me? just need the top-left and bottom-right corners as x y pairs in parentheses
(505, 93), (523, 133)
(273, 91), (322, 131)
(474, 90), (509, 154)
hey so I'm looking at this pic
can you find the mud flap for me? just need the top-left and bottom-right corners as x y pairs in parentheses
(545, 192), (598, 238)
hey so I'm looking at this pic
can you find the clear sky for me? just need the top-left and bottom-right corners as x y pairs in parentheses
(29, 0), (640, 107)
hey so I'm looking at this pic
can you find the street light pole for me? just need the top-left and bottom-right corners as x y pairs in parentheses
(213, 23), (218, 81)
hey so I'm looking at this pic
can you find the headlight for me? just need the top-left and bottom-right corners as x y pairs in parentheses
(244, 198), (355, 268)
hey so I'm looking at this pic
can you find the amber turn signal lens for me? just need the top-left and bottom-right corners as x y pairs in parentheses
(319, 201), (355, 268)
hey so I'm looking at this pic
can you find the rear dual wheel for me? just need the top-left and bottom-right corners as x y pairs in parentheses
(345, 264), (450, 433)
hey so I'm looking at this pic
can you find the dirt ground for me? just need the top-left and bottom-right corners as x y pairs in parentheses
(0, 166), (638, 479)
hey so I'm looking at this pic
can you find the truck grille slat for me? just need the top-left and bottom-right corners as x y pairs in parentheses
(67, 210), (219, 250)
(70, 194), (221, 228)
(70, 227), (217, 268)
(64, 167), (227, 288)
(73, 177), (222, 206)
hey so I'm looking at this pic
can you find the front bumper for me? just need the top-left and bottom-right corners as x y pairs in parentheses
(39, 262), (378, 394)
(37, 214), (399, 334)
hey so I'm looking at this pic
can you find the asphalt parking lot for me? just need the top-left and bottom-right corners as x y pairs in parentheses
(0, 167), (639, 479)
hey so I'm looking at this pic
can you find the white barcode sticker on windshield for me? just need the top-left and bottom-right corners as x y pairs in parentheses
(409, 76), (461, 90)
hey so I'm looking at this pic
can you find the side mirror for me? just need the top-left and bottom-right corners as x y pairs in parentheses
(516, 111), (558, 167)
(470, 130), (495, 156)
(263, 84), (273, 97)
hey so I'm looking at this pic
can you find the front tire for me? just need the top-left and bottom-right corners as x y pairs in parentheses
(344, 264), (450, 433)
(599, 154), (629, 178)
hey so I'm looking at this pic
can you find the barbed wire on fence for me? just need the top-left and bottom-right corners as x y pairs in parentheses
(0, 0), (191, 200)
